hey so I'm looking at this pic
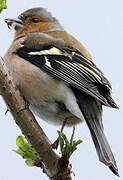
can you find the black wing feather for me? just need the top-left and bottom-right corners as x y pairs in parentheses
(15, 46), (118, 108)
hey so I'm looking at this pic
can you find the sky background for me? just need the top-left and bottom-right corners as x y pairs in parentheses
(0, 0), (122, 180)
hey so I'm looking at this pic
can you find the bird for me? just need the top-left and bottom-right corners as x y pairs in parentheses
(4, 7), (119, 176)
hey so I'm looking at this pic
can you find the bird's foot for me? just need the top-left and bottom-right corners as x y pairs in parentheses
(51, 138), (59, 149)
(17, 101), (30, 114)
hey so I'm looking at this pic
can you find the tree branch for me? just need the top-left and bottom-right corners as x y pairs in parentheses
(0, 56), (75, 180)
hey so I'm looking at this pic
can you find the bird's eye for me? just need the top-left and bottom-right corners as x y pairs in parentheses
(32, 17), (40, 23)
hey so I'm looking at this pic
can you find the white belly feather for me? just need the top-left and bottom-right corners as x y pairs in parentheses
(30, 82), (85, 125)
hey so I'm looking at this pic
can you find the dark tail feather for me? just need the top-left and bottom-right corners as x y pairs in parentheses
(78, 94), (119, 176)
(85, 114), (119, 176)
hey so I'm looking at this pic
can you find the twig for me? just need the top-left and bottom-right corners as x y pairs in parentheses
(0, 56), (75, 180)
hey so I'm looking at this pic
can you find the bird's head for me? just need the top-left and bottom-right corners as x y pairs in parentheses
(5, 7), (64, 38)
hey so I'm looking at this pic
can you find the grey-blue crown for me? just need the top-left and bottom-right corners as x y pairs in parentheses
(18, 7), (56, 22)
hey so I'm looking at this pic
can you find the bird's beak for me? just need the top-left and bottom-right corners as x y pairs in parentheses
(4, 18), (25, 30)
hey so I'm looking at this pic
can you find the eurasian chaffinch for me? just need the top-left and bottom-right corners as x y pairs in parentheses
(4, 7), (119, 176)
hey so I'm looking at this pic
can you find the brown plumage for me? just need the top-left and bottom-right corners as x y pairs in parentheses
(4, 7), (119, 176)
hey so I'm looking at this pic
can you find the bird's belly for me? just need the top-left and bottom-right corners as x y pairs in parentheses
(30, 101), (82, 126)
(5, 55), (84, 125)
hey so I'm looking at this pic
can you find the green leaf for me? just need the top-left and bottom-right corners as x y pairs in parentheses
(14, 136), (39, 167)
(16, 136), (25, 148)
(70, 126), (75, 146)
(75, 139), (83, 146)
(25, 159), (35, 167)
(58, 127), (82, 160)
(13, 149), (25, 157)
(0, 0), (7, 13)
(58, 131), (64, 152)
